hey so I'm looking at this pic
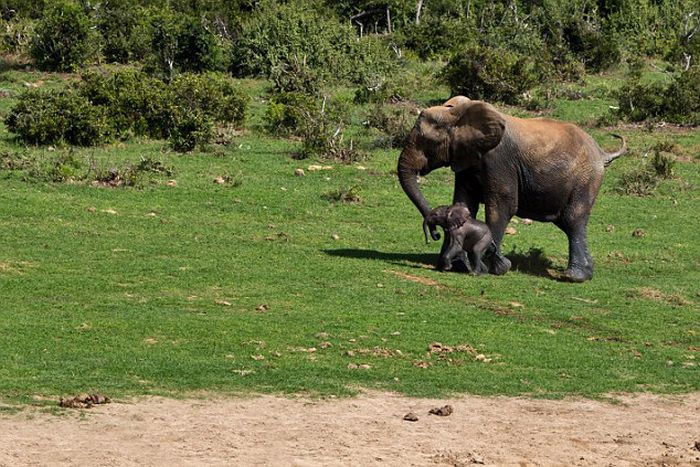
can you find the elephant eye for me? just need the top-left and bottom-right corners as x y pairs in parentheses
(444, 104), (454, 108)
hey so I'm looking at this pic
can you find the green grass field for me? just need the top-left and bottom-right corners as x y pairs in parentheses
(0, 65), (698, 403)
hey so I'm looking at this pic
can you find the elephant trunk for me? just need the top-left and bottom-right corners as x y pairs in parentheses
(398, 145), (440, 241)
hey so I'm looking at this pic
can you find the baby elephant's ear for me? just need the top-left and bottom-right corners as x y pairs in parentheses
(446, 206), (470, 231)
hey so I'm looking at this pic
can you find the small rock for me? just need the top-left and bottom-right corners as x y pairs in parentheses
(403, 412), (419, 422)
(213, 176), (226, 184)
(215, 300), (232, 306)
(429, 405), (454, 417)
(331, 234), (340, 240)
(87, 207), (97, 213)
(606, 224), (615, 232)
(255, 304), (269, 312)
(521, 218), (533, 225)
(505, 226), (517, 235)
(294, 168), (305, 176)
(166, 180), (177, 187)
(632, 228), (646, 237)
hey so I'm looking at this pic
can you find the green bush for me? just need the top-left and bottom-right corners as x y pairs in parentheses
(232, 2), (395, 85)
(396, 16), (472, 60)
(30, 1), (98, 71)
(354, 74), (410, 105)
(297, 97), (363, 163)
(0, 16), (34, 55)
(365, 102), (417, 148)
(5, 88), (112, 146)
(93, 0), (145, 63)
(441, 45), (544, 104)
(264, 92), (318, 136)
(168, 109), (214, 152)
(79, 68), (172, 139)
(145, 9), (229, 79)
(616, 66), (700, 125)
(170, 72), (247, 126)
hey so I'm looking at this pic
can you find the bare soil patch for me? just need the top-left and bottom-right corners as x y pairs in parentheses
(1, 392), (698, 466)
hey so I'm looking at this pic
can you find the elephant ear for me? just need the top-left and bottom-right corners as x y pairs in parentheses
(448, 100), (506, 172)
(445, 205), (470, 232)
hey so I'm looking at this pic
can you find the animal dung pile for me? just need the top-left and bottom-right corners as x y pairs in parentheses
(59, 393), (111, 409)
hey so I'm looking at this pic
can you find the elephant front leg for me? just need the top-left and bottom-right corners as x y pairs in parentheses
(438, 232), (466, 271)
(485, 205), (512, 275)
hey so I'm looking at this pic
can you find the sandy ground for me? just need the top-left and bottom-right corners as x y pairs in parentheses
(1, 392), (699, 466)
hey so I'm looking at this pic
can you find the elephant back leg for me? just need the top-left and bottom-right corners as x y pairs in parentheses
(555, 194), (597, 282)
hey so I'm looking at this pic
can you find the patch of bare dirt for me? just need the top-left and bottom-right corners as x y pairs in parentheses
(386, 269), (442, 287)
(636, 287), (694, 307)
(1, 392), (699, 466)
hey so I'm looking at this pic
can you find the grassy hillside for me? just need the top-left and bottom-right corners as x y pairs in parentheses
(0, 65), (698, 403)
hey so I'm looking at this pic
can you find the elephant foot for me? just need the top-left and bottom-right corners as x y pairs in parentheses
(561, 267), (592, 283)
(489, 254), (511, 275)
(437, 259), (452, 272)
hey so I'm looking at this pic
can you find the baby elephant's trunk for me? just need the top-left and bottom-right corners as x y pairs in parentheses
(423, 218), (440, 244)
(423, 218), (430, 244)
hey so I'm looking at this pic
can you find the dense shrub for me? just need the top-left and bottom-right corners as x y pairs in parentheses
(145, 10), (228, 79)
(93, 0), (147, 64)
(0, 16), (33, 55)
(264, 92), (318, 136)
(232, 2), (396, 86)
(170, 72), (247, 125)
(396, 16), (472, 60)
(441, 45), (544, 104)
(616, 66), (700, 125)
(168, 109), (214, 152)
(30, 1), (98, 71)
(7, 69), (247, 151)
(79, 68), (172, 139)
(296, 97), (363, 162)
(5, 88), (112, 146)
(365, 102), (417, 148)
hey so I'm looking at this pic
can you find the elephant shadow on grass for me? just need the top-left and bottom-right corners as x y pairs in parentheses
(324, 247), (558, 279)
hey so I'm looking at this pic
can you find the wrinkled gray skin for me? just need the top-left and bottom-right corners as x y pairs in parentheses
(423, 204), (495, 274)
(398, 96), (627, 282)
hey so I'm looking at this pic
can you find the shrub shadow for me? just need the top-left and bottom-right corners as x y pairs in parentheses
(323, 248), (438, 269)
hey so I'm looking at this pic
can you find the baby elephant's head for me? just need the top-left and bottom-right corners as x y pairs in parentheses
(423, 204), (471, 243)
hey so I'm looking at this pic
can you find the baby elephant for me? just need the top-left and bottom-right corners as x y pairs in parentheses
(423, 204), (496, 274)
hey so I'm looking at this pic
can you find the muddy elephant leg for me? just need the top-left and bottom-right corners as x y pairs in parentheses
(471, 235), (493, 275)
(555, 214), (593, 282)
(485, 204), (512, 275)
(438, 232), (465, 272)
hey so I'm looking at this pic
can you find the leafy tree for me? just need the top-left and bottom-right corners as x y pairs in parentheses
(30, 1), (98, 71)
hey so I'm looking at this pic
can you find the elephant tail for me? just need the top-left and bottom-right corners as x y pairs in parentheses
(603, 134), (627, 167)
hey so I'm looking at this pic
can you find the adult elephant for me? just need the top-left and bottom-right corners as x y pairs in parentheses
(397, 96), (626, 282)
